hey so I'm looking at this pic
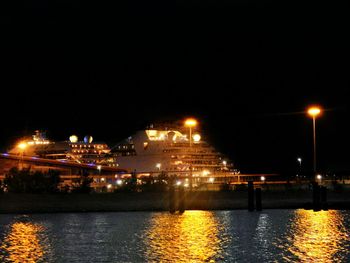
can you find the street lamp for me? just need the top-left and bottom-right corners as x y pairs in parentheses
(184, 118), (198, 191)
(307, 106), (322, 177)
(185, 118), (197, 147)
(316, 174), (322, 184)
(17, 142), (27, 169)
(297, 157), (302, 177)
(97, 165), (102, 177)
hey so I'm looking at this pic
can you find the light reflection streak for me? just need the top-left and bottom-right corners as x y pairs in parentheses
(144, 211), (221, 262)
(287, 210), (349, 262)
(0, 221), (45, 263)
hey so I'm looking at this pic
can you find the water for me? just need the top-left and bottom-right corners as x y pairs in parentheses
(0, 210), (349, 262)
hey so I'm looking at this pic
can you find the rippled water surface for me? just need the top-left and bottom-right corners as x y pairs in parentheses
(0, 210), (349, 262)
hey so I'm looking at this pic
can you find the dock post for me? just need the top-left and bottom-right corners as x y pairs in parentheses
(169, 185), (176, 214)
(320, 186), (328, 210)
(256, 188), (262, 211)
(178, 185), (186, 213)
(312, 182), (321, 211)
(248, 181), (254, 211)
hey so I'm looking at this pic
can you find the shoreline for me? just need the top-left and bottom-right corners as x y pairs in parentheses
(1, 190), (350, 214)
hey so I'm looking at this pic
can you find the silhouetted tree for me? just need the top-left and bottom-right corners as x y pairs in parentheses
(72, 170), (93, 193)
(4, 167), (60, 193)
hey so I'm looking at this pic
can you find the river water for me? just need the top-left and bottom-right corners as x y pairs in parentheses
(0, 210), (349, 262)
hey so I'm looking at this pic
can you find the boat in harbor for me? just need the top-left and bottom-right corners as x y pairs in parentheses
(110, 121), (240, 189)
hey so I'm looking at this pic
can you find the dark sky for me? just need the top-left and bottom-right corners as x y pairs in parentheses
(1, 1), (349, 174)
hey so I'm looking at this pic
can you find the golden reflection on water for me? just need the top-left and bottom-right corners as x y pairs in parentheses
(145, 211), (221, 262)
(0, 221), (45, 263)
(288, 210), (349, 262)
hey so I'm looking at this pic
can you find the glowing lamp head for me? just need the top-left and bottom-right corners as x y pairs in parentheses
(202, 170), (210, 176)
(184, 118), (197, 127)
(308, 107), (322, 117)
(17, 142), (27, 150)
(261, 176), (266, 182)
(316, 174), (322, 180)
(192, 133), (201, 142)
(116, 179), (123, 185)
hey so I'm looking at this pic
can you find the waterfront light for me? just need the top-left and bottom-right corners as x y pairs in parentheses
(156, 163), (161, 170)
(317, 174), (322, 180)
(184, 118), (197, 127)
(223, 160), (227, 166)
(17, 142), (27, 150)
(308, 107), (322, 117)
(116, 179), (123, 185)
(208, 177), (214, 183)
(202, 170), (210, 176)
(176, 181), (182, 186)
(261, 176), (266, 182)
(185, 118), (198, 191)
(97, 165), (102, 171)
(107, 184), (112, 189)
(307, 105), (322, 176)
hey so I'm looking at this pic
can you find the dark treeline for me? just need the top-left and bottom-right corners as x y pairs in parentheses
(1, 167), (93, 194)
(3, 167), (60, 194)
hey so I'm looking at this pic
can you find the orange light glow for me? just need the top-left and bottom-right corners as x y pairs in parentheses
(307, 106), (322, 117)
(17, 142), (27, 150)
(0, 222), (46, 262)
(184, 118), (197, 127)
(144, 211), (220, 262)
(287, 210), (348, 262)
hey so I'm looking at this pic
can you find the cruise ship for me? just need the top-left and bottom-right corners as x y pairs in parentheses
(8, 130), (111, 165)
(111, 120), (240, 189)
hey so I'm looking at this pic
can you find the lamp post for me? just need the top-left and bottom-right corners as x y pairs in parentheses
(185, 118), (197, 147)
(17, 142), (27, 169)
(297, 157), (302, 178)
(307, 106), (322, 179)
(185, 118), (197, 191)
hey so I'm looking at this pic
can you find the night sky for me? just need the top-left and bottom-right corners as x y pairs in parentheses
(1, 1), (349, 174)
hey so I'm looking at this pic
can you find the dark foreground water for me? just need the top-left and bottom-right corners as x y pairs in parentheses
(0, 210), (349, 262)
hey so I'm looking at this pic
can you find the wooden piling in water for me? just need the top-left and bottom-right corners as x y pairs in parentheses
(320, 186), (328, 210)
(248, 181), (254, 211)
(256, 188), (262, 211)
(178, 185), (186, 213)
(169, 185), (176, 214)
(312, 182), (321, 212)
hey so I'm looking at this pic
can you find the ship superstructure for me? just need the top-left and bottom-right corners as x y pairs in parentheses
(111, 123), (239, 188)
(9, 131), (111, 165)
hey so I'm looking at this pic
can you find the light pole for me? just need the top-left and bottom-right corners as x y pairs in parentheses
(185, 118), (197, 191)
(156, 163), (161, 181)
(185, 118), (197, 147)
(307, 106), (322, 179)
(297, 157), (302, 176)
(223, 160), (227, 184)
(17, 142), (27, 169)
